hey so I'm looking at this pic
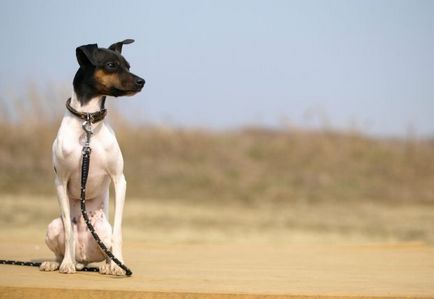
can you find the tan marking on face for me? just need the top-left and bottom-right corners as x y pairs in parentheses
(94, 69), (122, 90)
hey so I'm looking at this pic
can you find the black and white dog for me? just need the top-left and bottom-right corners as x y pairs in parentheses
(40, 39), (144, 275)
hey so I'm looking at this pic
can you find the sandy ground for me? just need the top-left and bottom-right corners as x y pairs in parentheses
(1, 237), (434, 298)
(1, 196), (434, 298)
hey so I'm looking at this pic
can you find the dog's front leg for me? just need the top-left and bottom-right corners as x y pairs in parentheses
(100, 173), (126, 275)
(55, 176), (76, 274)
(112, 174), (126, 266)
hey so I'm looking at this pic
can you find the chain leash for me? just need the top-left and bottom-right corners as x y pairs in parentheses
(80, 115), (132, 276)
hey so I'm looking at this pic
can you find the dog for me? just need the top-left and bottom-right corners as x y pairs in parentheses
(39, 39), (144, 275)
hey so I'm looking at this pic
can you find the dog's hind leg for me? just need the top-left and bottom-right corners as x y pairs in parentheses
(40, 217), (64, 271)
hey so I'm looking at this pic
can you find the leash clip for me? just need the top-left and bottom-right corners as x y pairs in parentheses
(82, 114), (93, 134)
(82, 114), (93, 149)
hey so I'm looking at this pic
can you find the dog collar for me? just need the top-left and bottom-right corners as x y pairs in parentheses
(65, 98), (107, 123)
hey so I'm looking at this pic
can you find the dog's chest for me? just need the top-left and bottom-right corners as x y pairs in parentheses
(54, 120), (122, 199)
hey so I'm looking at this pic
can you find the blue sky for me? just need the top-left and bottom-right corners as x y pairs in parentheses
(1, 0), (434, 137)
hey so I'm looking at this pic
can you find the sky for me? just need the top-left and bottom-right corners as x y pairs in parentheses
(1, 0), (434, 137)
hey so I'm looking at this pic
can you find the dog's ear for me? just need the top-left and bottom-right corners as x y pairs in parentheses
(76, 44), (98, 67)
(109, 39), (134, 54)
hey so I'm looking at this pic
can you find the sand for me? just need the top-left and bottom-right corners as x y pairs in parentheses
(0, 238), (433, 299)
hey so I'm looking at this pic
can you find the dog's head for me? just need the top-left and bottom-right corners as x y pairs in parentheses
(74, 39), (145, 100)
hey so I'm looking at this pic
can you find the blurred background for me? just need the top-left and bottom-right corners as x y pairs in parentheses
(0, 0), (433, 245)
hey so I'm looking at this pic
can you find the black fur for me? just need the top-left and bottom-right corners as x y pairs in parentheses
(73, 40), (145, 106)
(108, 39), (134, 54)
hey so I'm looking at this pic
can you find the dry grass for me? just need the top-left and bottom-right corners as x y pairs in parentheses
(1, 195), (434, 245)
(0, 90), (434, 244)
(1, 119), (434, 205)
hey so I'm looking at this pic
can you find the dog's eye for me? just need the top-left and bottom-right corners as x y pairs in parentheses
(105, 62), (117, 70)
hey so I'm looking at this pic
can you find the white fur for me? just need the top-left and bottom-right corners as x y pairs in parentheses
(40, 92), (127, 275)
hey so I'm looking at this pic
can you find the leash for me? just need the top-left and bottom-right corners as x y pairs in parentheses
(0, 98), (132, 276)
(80, 114), (132, 276)
(0, 259), (99, 272)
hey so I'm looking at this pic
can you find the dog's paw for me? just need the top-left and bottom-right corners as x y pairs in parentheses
(99, 261), (111, 275)
(99, 261), (126, 276)
(75, 263), (85, 270)
(110, 262), (126, 276)
(39, 261), (60, 271)
(59, 261), (76, 274)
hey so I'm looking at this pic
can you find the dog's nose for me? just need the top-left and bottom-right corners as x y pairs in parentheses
(135, 78), (145, 87)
